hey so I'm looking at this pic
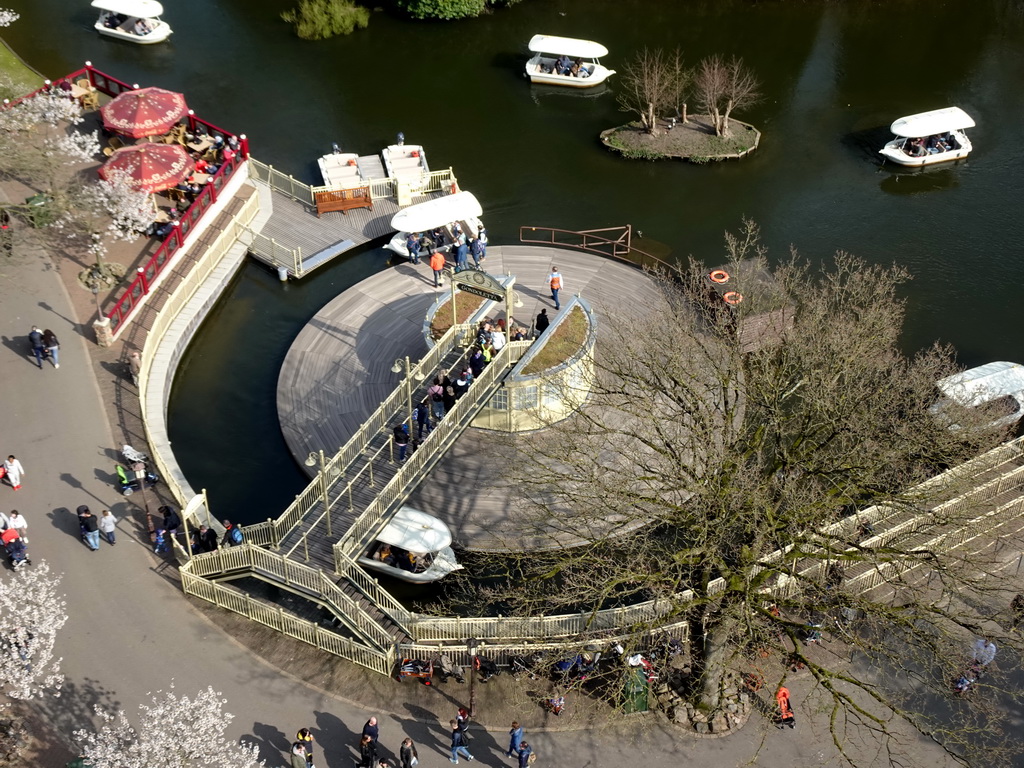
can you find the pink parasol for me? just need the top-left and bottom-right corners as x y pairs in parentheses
(99, 143), (195, 193)
(100, 86), (189, 139)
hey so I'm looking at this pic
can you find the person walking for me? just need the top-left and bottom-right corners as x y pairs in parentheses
(469, 237), (484, 268)
(161, 505), (181, 538)
(406, 233), (421, 265)
(362, 716), (379, 745)
(222, 519), (244, 546)
(775, 686), (796, 729)
(6, 510), (27, 542)
(414, 400), (432, 441)
(42, 328), (60, 369)
(399, 738), (418, 768)
(98, 510), (117, 545)
(393, 423), (410, 462)
(973, 636), (997, 667)
(428, 377), (446, 422)
(535, 309), (550, 336)
(449, 719), (474, 764)
(547, 267), (563, 310)
(296, 728), (315, 768)
(291, 742), (310, 768)
(80, 508), (101, 551)
(430, 250), (446, 288)
(506, 722), (523, 759)
(516, 742), (532, 768)
(3, 455), (25, 491)
(28, 326), (45, 369)
(357, 735), (377, 768)
(129, 351), (142, 386)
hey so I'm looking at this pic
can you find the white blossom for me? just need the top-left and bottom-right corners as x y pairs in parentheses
(0, 91), (84, 132)
(76, 684), (265, 768)
(51, 130), (101, 162)
(0, 9), (19, 26)
(82, 170), (157, 240)
(0, 561), (66, 700)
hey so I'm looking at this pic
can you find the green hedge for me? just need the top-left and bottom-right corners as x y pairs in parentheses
(281, 0), (370, 39)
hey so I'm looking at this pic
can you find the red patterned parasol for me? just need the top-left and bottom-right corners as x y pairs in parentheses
(100, 86), (189, 139)
(99, 143), (195, 193)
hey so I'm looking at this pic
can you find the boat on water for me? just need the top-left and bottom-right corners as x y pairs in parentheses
(878, 107), (974, 167)
(384, 190), (484, 260)
(930, 361), (1024, 432)
(382, 142), (429, 189)
(317, 144), (364, 189)
(91, 0), (172, 44)
(525, 34), (615, 88)
(358, 505), (463, 584)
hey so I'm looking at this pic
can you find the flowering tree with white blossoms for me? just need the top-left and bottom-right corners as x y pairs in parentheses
(0, 561), (67, 700)
(62, 169), (156, 263)
(75, 685), (265, 768)
(0, 8), (19, 26)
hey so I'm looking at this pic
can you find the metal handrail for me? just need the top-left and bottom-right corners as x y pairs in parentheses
(519, 225), (674, 274)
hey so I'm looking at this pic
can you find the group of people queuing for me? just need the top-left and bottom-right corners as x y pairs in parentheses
(393, 319), (529, 461)
(403, 223), (488, 287)
(319, 711), (535, 768)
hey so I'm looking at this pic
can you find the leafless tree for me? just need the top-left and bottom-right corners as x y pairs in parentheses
(445, 221), (1022, 766)
(694, 55), (760, 137)
(616, 47), (691, 136)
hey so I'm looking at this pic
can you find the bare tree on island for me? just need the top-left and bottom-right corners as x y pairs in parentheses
(616, 47), (691, 136)
(447, 221), (1021, 765)
(694, 55), (760, 136)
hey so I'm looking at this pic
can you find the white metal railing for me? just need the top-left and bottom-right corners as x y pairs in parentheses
(248, 157), (313, 204)
(237, 225), (302, 276)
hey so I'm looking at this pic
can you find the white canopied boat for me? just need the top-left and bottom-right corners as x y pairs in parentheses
(525, 34), (615, 88)
(91, 0), (172, 43)
(384, 190), (484, 260)
(317, 146), (364, 189)
(930, 361), (1024, 432)
(879, 107), (974, 167)
(358, 506), (463, 584)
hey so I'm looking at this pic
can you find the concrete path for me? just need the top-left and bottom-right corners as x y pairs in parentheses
(0, 244), (955, 768)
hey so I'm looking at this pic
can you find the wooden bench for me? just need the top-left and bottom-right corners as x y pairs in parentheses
(314, 186), (373, 217)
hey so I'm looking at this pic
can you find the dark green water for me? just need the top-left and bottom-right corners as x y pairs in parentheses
(5, 0), (1024, 520)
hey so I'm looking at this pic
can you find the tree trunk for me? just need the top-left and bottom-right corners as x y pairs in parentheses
(720, 99), (735, 137)
(646, 103), (659, 136)
(698, 623), (733, 709)
(681, 102), (688, 124)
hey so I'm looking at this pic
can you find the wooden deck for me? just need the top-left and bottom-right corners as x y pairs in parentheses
(249, 179), (444, 274)
(277, 245), (670, 551)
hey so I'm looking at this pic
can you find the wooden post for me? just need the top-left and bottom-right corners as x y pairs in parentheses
(320, 449), (332, 537)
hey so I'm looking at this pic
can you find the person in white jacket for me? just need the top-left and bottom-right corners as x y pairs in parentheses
(3, 455), (25, 491)
(98, 510), (118, 545)
(6, 510), (27, 542)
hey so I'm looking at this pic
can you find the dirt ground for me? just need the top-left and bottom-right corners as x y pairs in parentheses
(600, 115), (760, 161)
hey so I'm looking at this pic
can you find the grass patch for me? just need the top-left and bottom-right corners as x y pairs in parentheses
(521, 305), (588, 375)
(282, 0), (370, 39)
(430, 291), (486, 339)
(601, 116), (759, 162)
(0, 38), (43, 101)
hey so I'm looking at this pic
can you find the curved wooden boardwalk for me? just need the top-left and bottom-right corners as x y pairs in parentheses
(276, 244), (668, 551)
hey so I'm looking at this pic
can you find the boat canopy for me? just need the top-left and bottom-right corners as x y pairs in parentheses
(936, 361), (1024, 408)
(528, 34), (609, 59)
(91, 0), (164, 16)
(889, 107), (975, 138)
(374, 506), (453, 553)
(390, 191), (482, 232)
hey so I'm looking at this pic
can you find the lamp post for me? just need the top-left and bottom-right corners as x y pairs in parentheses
(91, 282), (102, 323)
(391, 357), (425, 434)
(305, 449), (331, 535)
(132, 461), (156, 545)
(467, 638), (480, 717)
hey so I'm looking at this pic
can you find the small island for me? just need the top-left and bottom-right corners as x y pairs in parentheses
(603, 49), (762, 163)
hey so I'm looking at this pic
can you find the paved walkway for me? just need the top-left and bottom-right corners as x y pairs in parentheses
(0, 243), (957, 768)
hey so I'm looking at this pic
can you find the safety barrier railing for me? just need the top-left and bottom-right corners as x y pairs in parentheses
(519, 225), (674, 274)
(181, 569), (394, 675)
(105, 153), (247, 336)
(247, 157), (313, 204)
(251, 322), (477, 549)
(334, 340), (529, 561)
(137, 190), (260, 508)
(236, 225), (303, 279)
(182, 544), (399, 650)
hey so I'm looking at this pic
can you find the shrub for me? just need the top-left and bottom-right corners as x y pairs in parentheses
(397, 0), (486, 20)
(281, 0), (370, 39)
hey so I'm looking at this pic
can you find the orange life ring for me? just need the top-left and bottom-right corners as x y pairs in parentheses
(709, 269), (729, 284)
(451, 183), (457, 194)
(723, 291), (743, 305)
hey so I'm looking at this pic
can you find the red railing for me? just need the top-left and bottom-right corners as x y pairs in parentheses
(4, 63), (251, 335)
(105, 151), (244, 333)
